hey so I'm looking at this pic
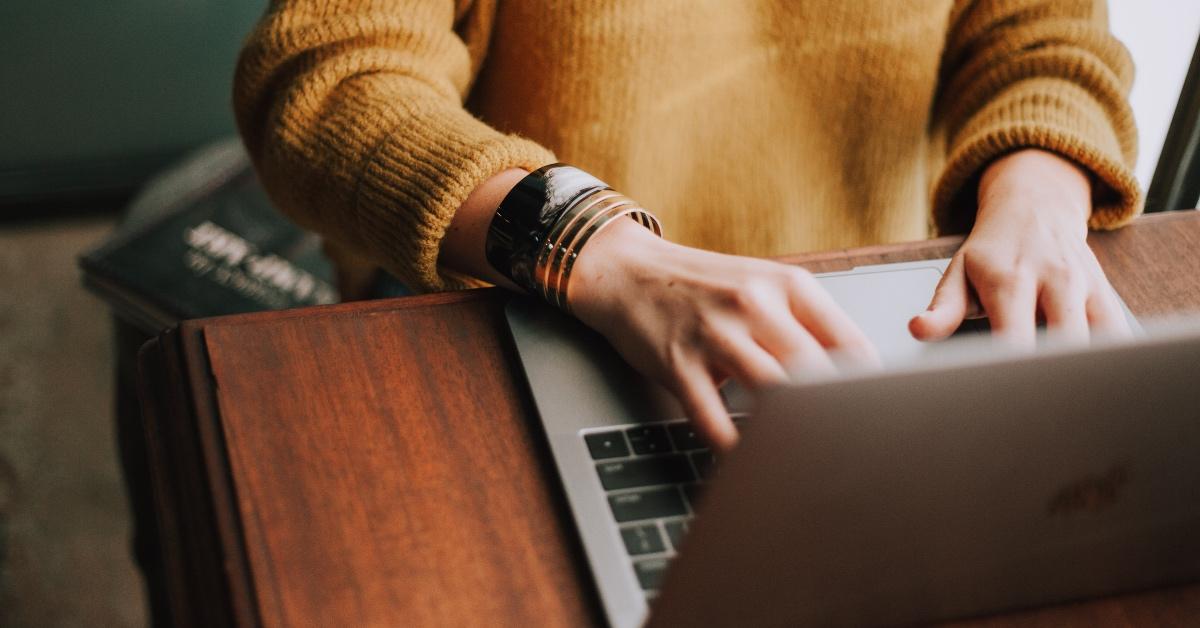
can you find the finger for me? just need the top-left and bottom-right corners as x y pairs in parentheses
(1086, 284), (1133, 339)
(910, 255), (969, 341)
(963, 287), (985, 320)
(977, 271), (1038, 349)
(701, 325), (790, 390)
(746, 306), (838, 376)
(1039, 281), (1089, 345)
(785, 272), (880, 365)
(779, 333), (837, 380)
(670, 359), (738, 451)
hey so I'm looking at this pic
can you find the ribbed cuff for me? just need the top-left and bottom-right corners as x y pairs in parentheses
(934, 77), (1142, 234)
(354, 105), (556, 292)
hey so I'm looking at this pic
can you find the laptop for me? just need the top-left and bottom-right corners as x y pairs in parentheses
(504, 260), (1194, 626)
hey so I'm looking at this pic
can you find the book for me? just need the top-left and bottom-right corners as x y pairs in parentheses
(80, 139), (338, 334)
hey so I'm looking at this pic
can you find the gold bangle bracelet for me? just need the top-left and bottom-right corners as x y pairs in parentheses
(534, 190), (626, 301)
(557, 208), (661, 311)
(549, 205), (662, 312)
(541, 194), (643, 307)
(513, 177), (661, 312)
(539, 195), (637, 304)
(484, 163), (662, 305)
(541, 200), (634, 307)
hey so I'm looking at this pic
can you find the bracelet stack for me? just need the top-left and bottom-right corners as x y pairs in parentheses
(485, 164), (662, 312)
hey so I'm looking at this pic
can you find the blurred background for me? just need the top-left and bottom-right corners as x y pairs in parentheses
(0, 3), (266, 626)
(0, 2), (1197, 626)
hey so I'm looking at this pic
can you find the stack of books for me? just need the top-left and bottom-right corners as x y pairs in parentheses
(79, 139), (338, 333)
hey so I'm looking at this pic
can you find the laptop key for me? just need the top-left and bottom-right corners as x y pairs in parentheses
(663, 519), (689, 550)
(620, 524), (666, 555)
(584, 430), (630, 459)
(667, 422), (705, 451)
(634, 558), (670, 591)
(690, 450), (716, 480)
(596, 454), (695, 490)
(609, 487), (687, 522)
(626, 425), (672, 455)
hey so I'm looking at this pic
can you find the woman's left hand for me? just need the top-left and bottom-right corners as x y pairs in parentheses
(909, 148), (1132, 347)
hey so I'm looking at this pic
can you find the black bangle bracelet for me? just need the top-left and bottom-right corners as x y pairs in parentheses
(485, 164), (609, 293)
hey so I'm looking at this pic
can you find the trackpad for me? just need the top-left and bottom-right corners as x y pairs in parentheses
(817, 266), (969, 365)
(722, 263), (964, 413)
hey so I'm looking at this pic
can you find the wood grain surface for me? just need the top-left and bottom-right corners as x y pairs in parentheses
(143, 212), (1200, 627)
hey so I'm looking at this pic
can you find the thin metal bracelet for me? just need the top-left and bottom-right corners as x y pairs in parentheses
(536, 192), (634, 303)
(484, 162), (661, 309)
(534, 189), (624, 296)
(541, 195), (642, 306)
(548, 205), (662, 312)
(541, 203), (635, 307)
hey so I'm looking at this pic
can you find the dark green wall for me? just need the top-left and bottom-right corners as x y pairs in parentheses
(0, 2), (266, 204)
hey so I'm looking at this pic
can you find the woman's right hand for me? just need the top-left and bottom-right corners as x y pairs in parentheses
(436, 168), (878, 450)
(569, 218), (879, 451)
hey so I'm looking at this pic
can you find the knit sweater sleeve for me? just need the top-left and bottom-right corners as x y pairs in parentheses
(932, 0), (1140, 234)
(233, 1), (555, 292)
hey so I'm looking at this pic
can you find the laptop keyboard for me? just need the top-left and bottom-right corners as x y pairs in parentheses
(583, 417), (743, 597)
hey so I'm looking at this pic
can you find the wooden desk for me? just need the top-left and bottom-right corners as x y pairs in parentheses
(138, 212), (1200, 627)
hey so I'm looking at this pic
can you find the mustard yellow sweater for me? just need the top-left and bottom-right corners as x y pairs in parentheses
(234, 0), (1139, 293)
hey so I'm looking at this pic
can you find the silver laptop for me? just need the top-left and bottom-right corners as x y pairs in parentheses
(504, 260), (1194, 626)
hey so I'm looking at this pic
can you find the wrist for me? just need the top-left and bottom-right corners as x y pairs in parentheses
(977, 149), (1092, 228)
(440, 168), (529, 290)
(482, 163), (662, 311)
(568, 215), (668, 316)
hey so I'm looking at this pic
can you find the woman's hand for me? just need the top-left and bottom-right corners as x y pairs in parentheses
(569, 219), (879, 451)
(909, 149), (1131, 346)
(438, 168), (876, 451)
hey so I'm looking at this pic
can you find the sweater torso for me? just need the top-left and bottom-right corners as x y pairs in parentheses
(470, 0), (955, 256)
(234, 0), (1137, 291)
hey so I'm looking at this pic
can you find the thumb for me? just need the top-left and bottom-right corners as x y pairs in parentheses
(909, 255), (969, 341)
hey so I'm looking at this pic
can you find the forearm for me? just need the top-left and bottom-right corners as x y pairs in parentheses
(978, 149), (1091, 230)
(234, 2), (554, 292)
(437, 167), (658, 298)
(437, 168), (528, 291)
(933, 0), (1139, 234)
